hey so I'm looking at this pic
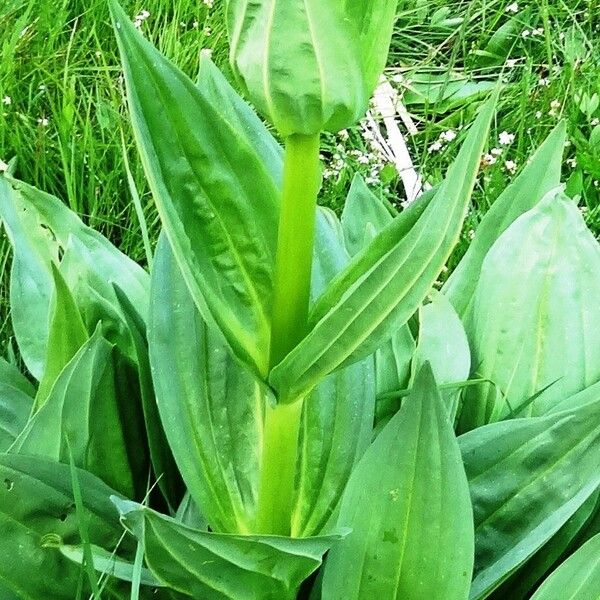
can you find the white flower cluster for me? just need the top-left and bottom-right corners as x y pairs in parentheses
(133, 9), (150, 29)
(428, 129), (457, 153)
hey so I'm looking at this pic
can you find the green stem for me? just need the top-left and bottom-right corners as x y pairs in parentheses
(269, 133), (321, 368)
(255, 133), (320, 535)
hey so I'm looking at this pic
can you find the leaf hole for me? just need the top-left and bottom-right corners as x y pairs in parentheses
(3, 478), (13, 491)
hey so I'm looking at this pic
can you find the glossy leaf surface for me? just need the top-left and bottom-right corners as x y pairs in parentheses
(271, 95), (496, 401)
(322, 364), (474, 599)
(530, 533), (600, 599)
(111, 0), (280, 376)
(460, 394), (600, 599)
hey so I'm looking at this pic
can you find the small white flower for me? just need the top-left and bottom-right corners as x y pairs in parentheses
(203, 26), (212, 35)
(192, 21), (199, 28)
(338, 129), (349, 140)
(429, 141), (443, 153)
(499, 131), (515, 145)
(38, 84), (46, 91)
(532, 27), (544, 36)
(535, 110), (543, 118)
(591, 118), (599, 126)
(2, 96), (11, 105)
(566, 158), (577, 168)
(506, 58), (518, 68)
(37, 117), (49, 126)
(505, 2), (519, 13)
(521, 29), (531, 38)
(0, 159), (8, 172)
(550, 99), (561, 110)
(491, 147), (503, 156)
(357, 154), (370, 165)
(468, 229), (476, 240)
(505, 160), (517, 173)
(482, 153), (497, 166)
(203, 0), (214, 7)
(538, 77), (551, 87)
(440, 129), (457, 142)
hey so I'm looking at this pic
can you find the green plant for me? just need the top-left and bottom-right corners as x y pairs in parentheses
(1, 1), (600, 599)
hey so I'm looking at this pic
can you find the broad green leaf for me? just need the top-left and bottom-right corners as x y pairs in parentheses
(411, 290), (470, 421)
(35, 263), (88, 407)
(0, 454), (133, 599)
(491, 491), (600, 599)
(0, 380), (33, 451)
(10, 329), (137, 498)
(460, 394), (600, 599)
(443, 121), (566, 317)
(0, 176), (57, 379)
(113, 285), (183, 511)
(270, 95), (497, 402)
(114, 497), (340, 600)
(530, 533), (600, 599)
(110, 0), (280, 377)
(175, 492), (208, 531)
(149, 233), (266, 534)
(460, 189), (600, 430)
(292, 208), (376, 537)
(322, 364), (474, 600)
(226, 0), (398, 136)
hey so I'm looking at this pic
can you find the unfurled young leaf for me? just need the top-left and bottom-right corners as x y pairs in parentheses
(270, 95), (496, 402)
(113, 497), (340, 600)
(226, 0), (399, 136)
(322, 364), (474, 600)
(530, 533), (600, 599)
(461, 188), (600, 430)
(460, 391), (600, 599)
(110, 0), (281, 377)
(149, 234), (266, 534)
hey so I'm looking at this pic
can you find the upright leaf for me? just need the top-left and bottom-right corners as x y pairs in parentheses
(461, 189), (600, 430)
(271, 95), (497, 401)
(411, 290), (470, 420)
(460, 394), (600, 599)
(0, 380), (33, 452)
(10, 330), (138, 498)
(292, 209), (376, 537)
(110, 0), (280, 377)
(322, 364), (474, 600)
(114, 498), (339, 600)
(35, 264), (88, 407)
(149, 234), (266, 534)
(443, 122), (566, 317)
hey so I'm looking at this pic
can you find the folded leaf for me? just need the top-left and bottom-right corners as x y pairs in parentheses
(460, 394), (600, 599)
(0, 358), (35, 397)
(10, 329), (137, 498)
(292, 208), (376, 537)
(444, 121), (566, 317)
(322, 364), (474, 600)
(149, 233), (266, 534)
(0, 380), (33, 452)
(530, 533), (600, 599)
(271, 95), (496, 401)
(110, 0), (281, 377)
(35, 263), (88, 407)
(461, 189), (600, 430)
(114, 497), (340, 600)
(0, 454), (133, 599)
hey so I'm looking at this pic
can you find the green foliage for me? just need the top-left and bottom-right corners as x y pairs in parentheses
(0, 1), (599, 598)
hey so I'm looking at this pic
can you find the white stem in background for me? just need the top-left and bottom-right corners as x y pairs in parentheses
(369, 76), (424, 205)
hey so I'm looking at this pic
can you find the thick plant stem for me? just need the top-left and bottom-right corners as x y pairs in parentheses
(268, 133), (321, 369)
(256, 133), (320, 536)
(256, 399), (305, 535)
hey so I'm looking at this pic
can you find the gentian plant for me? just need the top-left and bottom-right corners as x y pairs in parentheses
(0, 1), (600, 599)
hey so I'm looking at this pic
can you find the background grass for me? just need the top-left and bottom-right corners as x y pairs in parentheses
(0, 0), (599, 350)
